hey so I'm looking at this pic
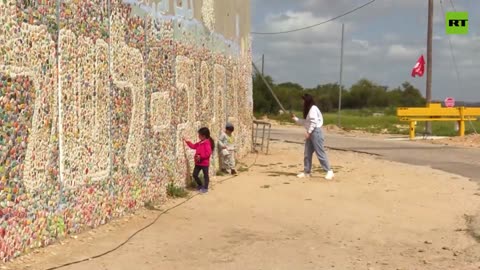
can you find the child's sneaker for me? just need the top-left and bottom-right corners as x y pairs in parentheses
(200, 188), (208, 193)
(231, 169), (238, 175)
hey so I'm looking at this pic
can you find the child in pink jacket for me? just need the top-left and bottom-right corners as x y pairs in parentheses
(184, 127), (214, 193)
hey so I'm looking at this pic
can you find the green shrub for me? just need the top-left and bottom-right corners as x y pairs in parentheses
(166, 182), (188, 198)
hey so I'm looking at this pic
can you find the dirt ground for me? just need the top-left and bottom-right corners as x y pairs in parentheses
(4, 141), (480, 270)
(431, 134), (480, 149)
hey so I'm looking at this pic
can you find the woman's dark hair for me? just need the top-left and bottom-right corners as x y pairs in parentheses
(302, 94), (316, 119)
(198, 127), (215, 151)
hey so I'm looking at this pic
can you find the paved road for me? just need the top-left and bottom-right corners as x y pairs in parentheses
(267, 127), (480, 182)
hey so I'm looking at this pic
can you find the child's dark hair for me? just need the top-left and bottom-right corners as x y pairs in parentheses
(198, 127), (215, 151)
(226, 123), (234, 132)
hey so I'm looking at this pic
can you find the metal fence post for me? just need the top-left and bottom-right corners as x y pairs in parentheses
(266, 123), (271, 154)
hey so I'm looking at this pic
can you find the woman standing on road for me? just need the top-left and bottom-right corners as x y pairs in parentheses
(292, 94), (334, 180)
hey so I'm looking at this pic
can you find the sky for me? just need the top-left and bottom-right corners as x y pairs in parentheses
(251, 0), (480, 101)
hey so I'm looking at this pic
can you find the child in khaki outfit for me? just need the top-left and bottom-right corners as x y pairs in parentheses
(218, 123), (237, 175)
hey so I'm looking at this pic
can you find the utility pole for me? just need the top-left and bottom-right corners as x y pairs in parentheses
(261, 54), (265, 76)
(425, 0), (434, 134)
(338, 23), (345, 127)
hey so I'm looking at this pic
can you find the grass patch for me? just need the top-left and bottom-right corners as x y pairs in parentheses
(263, 108), (480, 136)
(265, 171), (298, 177)
(254, 164), (269, 167)
(216, 170), (227, 176)
(186, 180), (199, 190)
(464, 214), (480, 243)
(238, 166), (249, 172)
(144, 200), (156, 210)
(144, 200), (163, 211)
(166, 182), (189, 198)
(325, 112), (401, 134)
(314, 166), (343, 173)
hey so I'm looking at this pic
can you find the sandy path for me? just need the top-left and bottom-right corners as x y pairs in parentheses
(5, 141), (480, 270)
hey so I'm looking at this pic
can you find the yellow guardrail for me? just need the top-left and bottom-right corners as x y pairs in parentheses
(397, 103), (480, 140)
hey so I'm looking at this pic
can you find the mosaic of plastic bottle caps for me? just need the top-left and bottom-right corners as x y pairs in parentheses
(0, 0), (253, 262)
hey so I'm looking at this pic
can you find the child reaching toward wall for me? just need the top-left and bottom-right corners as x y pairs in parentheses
(183, 127), (215, 193)
(218, 123), (237, 175)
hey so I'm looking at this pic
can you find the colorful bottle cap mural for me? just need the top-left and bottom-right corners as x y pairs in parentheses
(0, 0), (252, 261)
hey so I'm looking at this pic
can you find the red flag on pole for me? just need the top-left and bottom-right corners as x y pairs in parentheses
(411, 55), (425, 77)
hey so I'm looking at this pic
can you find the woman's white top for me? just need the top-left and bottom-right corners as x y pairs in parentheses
(293, 105), (324, 134)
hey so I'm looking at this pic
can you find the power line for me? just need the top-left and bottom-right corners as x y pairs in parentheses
(253, 57), (263, 64)
(449, 0), (456, 11)
(439, 0), (461, 91)
(251, 0), (375, 35)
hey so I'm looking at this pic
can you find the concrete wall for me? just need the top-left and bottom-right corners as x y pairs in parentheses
(0, 0), (251, 261)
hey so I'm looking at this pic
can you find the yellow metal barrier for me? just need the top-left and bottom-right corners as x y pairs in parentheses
(397, 103), (480, 140)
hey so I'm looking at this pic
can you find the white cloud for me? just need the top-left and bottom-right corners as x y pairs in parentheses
(352, 39), (369, 49)
(386, 45), (421, 60)
(269, 40), (339, 51)
(345, 39), (380, 57)
(383, 33), (400, 42)
(262, 11), (353, 38)
(450, 34), (480, 47)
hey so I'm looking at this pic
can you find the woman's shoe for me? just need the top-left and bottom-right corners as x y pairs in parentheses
(297, 172), (311, 178)
(325, 170), (334, 180)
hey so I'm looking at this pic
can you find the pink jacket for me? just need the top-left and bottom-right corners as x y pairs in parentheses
(186, 139), (212, 166)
